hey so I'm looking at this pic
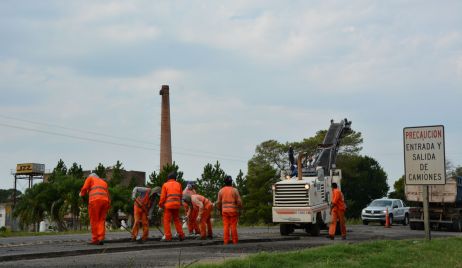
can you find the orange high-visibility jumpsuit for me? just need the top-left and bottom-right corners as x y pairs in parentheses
(132, 188), (152, 241)
(189, 194), (213, 239)
(80, 175), (110, 244)
(217, 186), (242, 244)
(328, 188), (347, 239)
(183, 188), (200, 235)
(159, 179), (185, 240)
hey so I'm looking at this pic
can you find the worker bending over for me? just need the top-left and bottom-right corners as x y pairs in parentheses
(131, 186), (161, 242)
(328, 182), (347, 240)
(158, 172), (185, 242)
(182, 183), (200, 236)
(183, 194), (213, 240)
(80, 173), (110, 245)
(217, 176), (242, 245)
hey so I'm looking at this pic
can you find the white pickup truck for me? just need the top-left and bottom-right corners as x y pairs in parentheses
(361, 198), (410, 226)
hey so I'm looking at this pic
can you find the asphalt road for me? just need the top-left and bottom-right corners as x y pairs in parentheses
(0, 224), (461, 267)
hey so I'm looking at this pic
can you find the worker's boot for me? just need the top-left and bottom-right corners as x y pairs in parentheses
(207, 235), (213, 240)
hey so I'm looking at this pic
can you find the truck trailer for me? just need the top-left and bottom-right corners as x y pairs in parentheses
(272, 119), (351, 236)
(405, 176), (462, 231)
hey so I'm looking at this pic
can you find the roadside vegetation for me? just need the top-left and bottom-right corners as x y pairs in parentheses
(193, 237), (462, 268)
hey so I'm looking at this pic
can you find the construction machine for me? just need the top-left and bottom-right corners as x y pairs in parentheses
(272, 119), (352, 236)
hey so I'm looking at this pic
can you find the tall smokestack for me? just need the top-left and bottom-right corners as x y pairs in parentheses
(159, 85), (172, 170)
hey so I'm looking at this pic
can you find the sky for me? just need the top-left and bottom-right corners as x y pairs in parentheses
(1, 0), (461, 193)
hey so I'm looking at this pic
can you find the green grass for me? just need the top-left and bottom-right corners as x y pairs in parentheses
(192, 237), (462, 268)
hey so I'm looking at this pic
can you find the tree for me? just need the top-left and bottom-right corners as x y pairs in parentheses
(108, 185), (132, 228)
(48, 159), (67, 183)
(0, 189), (21, 203)
(338, 154), (389, 218)
(195, 161), (227, 202)
(235, 169), (247, 198)
(94, 163), (107, 178)
(13, 184), (48, 230)
(253, 140), (288, 171)
(68, 162), (83, 180)
(447, 161), (462, 177)
(388, 175), (405, 201)
(110, 160), (124, 187)
(147, 162), (185, 188)
(241, 156), (278, 224)
(253, 130), (363, 174)
(455, 166), (462, 177)
(104, 161), (132, 228)
(46, 160), (84, 231)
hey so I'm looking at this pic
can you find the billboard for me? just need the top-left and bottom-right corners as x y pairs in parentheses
(16, 163), (45, 174)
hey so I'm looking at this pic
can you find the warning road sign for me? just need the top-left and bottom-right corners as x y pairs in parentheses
(403, 125), (446, 185)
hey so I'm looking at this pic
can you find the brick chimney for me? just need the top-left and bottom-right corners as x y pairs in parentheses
(159, 85), (172, 170)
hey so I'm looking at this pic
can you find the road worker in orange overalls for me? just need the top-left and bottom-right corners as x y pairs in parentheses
(80, 173), (110, 245)
(131, 186), (161, 243)
(183, 183), (200, 237)
(158, 172), (185, 242)
(183, 194), (213, 240)
(217, 176), (242, 245)
(328, 182), (347, 240)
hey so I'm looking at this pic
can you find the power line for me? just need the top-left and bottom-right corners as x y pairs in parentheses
(0, 122), (247, 162)
(0, 114), (245, 160)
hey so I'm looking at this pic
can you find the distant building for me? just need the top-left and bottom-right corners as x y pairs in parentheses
(83, 169), (146, 187)
(44, 168), (146, 187)
(0, 202), (14, 229)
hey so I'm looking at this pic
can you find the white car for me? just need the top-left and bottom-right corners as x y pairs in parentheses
(361, 198), (410, 226)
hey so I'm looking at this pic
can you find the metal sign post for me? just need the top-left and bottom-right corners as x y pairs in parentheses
(422, 185), (431, 240)
(403, 125), (445, 241)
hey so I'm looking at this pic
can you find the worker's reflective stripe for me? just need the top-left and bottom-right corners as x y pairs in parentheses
(165, 199), (181, 203)
(223, 205), (239, 208)
(90, 186), (108, 191)
(90, 192), (108, 197)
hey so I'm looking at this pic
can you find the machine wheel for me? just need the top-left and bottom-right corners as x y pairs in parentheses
(310, 223), (321, 236)
(402, 214), (409, 226)
(362, 220), (369, 225)
(452, 219), (462, 232)
(280, 224), (291, 236)
(417, 222), (425, 230)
